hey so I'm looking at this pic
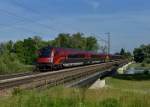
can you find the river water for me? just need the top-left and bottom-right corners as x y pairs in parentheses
(125, 67), (150, 74)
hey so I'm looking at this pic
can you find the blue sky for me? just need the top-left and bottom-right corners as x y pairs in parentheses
(0, 0), (150, 53)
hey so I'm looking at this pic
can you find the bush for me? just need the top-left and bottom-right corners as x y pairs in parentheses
(0, 59), (8, 74)
(144, 58), (150, 64)
(143, 70), (149, 75)
(12, 87), (23, 96)
(141, 63), (146, 67)
(0, 52), (33, 74)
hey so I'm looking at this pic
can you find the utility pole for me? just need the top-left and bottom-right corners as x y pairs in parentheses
(105, 32), (110, 54)
(92, 33), (111, 54)
(93, 34), (107, 54)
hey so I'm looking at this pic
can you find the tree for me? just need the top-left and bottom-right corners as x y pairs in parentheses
(23, 38), (37, 64)
(14, 41), (25, 63)
(70, 32), (86, 50)
(118, 48), (132, 59)
(51, 32), (99, 51)
(53, 33), (71, 48)
(133, 44), (150, 63)
(32, 36), (49, 49)
(133, 48), (144, 63)
(14, 38), (37, 64)
(86, 36), (98, 51)
(120, 48), (125, 55)
(0, 43), (5, 55)
(0, 32), (99, 66)
(5, 40), (14, 53)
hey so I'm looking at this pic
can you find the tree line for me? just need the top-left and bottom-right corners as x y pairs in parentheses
(2, 32), (148, 73)
(0, 33), (99, 73)
(115, 48), (132, 58)
(133, 44), (150, 63)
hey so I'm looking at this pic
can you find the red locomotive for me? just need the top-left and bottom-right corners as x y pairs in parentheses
(36, 46), (122, 71)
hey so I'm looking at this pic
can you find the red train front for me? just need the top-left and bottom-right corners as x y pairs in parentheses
(37, 47), (55, 71)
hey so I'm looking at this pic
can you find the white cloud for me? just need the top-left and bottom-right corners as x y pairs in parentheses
(84, 0), (101, 10)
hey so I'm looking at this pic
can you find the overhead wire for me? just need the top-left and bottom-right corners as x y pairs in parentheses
(9, 0), (80, 33)
(0, 0), (108, 41)
(0, 8), (57, 31)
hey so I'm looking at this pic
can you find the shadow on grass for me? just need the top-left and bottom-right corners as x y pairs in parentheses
(112, 74), (150, 81)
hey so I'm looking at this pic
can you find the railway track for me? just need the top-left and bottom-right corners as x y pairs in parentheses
(0, 62), (114, 81)
(0, 72), (41, 80)
(0, 64), (104, 81)
(0, 62), (108, 81)
(0, 60), (128, 91)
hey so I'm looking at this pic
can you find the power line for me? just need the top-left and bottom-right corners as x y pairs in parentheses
(91, 33), (108, 53)
(12, 26), (48, 36)
(10, 0), (39, 14)
(0, 23), (48, 37)
(0, 8), (57, 32)
(2, 0), (81, 33)
(105, 32), (111, 54)
(0, 8), (62, 37)
(0, 0), (84, 34)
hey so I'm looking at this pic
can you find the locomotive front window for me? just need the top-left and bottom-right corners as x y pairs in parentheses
(39, 47), (51, 57)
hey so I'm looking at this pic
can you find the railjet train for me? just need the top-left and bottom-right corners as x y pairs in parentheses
(36, 46), (122, 71)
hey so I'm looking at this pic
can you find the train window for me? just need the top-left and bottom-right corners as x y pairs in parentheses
(91, 55), (99, 58)
(78, 54), (85, 58)
(68, 54), (75, 58)
(39, 47), (51, 57)
(68, 54), (85, 58)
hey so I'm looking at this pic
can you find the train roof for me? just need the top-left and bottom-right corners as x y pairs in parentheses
(43, 46), (97, 54)
(40, 46), (117, 56)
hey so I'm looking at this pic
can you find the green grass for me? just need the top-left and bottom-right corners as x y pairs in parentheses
(0, 75), (150, 107)
(106, 75), (150, 93)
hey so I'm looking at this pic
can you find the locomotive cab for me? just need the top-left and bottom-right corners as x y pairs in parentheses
(37, 47), (54, 70)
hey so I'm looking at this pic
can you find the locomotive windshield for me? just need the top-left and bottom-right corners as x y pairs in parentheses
(39, 47), (51, 57)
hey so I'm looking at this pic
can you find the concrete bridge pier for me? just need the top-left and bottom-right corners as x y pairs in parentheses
(89, 79), (105, 89)
(117, 62), (133, 74)
(66, 69), (110, 88)
(66, 66), (120, 88)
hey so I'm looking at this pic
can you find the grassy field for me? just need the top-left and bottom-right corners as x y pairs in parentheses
(106, 74), (150, 93)
(0, 75), (150, 107)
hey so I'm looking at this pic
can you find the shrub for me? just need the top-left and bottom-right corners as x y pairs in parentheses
(12, 87), (23, 96)
(143, 70), (149, 75)
(141, 63), (146, 67)
(0, 52), (33, 74)
(144, 58), (150, 64)
(0, 59), (8, 74)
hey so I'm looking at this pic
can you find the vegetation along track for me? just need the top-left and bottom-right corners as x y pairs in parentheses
(0, 60), (128, 91)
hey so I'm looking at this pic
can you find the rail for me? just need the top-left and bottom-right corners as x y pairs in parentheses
(0, 60), (128, 92)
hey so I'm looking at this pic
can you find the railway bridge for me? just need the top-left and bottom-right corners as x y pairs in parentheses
(0, 60), (129, 94)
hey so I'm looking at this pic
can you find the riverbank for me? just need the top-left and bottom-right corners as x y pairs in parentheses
(129, 63), (150, 68)
(126, 63), (150, 74)
(117, 62), (133, 74)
